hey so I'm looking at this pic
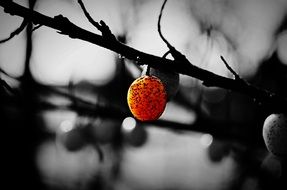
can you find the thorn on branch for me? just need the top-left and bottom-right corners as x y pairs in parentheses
(0, 19), (28, 44)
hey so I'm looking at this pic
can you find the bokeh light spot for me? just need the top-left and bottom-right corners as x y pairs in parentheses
(59, 120), (74, 133)
(122, 117), (137, 132)
(200, 134), (213, 148)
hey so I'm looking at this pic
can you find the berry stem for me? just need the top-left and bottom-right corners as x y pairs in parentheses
(146, 65), (151, 76)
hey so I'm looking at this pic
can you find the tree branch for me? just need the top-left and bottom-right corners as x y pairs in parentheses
(38, 97), (255, 144)
(0, 18), (27, 43)
(0, 0), (286, 114)
(77, 0), (100, 29)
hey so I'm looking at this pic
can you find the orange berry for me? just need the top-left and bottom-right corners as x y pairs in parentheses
(127, 75), (167, 121)
(142, 66), (179, 101)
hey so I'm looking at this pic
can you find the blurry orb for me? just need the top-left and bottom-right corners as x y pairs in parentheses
(127, 75), (167, 121)
(122, 117), (137, 132)
(36, 140), (99, 188)
(261, 153), (282, 179)
(58, 127), (88, 152)
(59, 120), (74, 133)
(200, 134), (213, 148)
(123, 125), (148, 147)
(207, 140), (230, 163)
(263, 113), (287, 157)
(42, 110), (77, 133)
(90, 118), (119, 144)
(277, 32), (287, 65)
(240, 177), (259, 190)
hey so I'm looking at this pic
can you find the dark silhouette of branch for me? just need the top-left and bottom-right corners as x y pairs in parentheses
(220, 55), (241, 80)
(156, 0), (286, 114)
(157, 0), (191, 67)
(77, 0), (116, 40)
(77, 0), (99, 28)
(38, 98), (255, 144)
(0, 0), (286, 114)
(32, 24), (42, 31)
(157, 0), (171, 50)
(0, 18), (27, 44)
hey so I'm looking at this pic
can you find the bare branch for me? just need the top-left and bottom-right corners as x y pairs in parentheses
(157, 0), (190, 65)
(0, 19), (27, 44)
(37, 93), (253, 144)
(77, 0), (116, 39)
(0, 1), (286, 113)
(162, 50), (171, 58)
(158, 0), (171, 49)
(77, 0), (101, 29)
(32, 24), (42, 31)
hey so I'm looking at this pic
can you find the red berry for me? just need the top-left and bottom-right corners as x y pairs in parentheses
(142, 66), (179, 100)
(127, 75), (167, 121)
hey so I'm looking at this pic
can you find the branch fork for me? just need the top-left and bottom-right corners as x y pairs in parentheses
(0, 0), (286, 114)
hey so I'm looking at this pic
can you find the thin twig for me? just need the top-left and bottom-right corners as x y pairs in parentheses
(0, 68), (12, 77)
(77, 0), (115, 39)
(0, 1), (286, 113)
(162, 50), (171, 58)
(220, 55), (241, 80)
(77, 0), (100, 29)
(158, 0), (172, 49)
(157, 0), (189, 63)
(37, 97), (255, 144)
(0, 19), (27, 44)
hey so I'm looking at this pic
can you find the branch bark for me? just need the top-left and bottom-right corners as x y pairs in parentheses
(0, 0), (286, 114)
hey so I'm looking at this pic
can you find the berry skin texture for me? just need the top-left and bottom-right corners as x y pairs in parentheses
(142, 66), (179, 101)
(263, 113), (287, 157)
(127, 75), (167, 121)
